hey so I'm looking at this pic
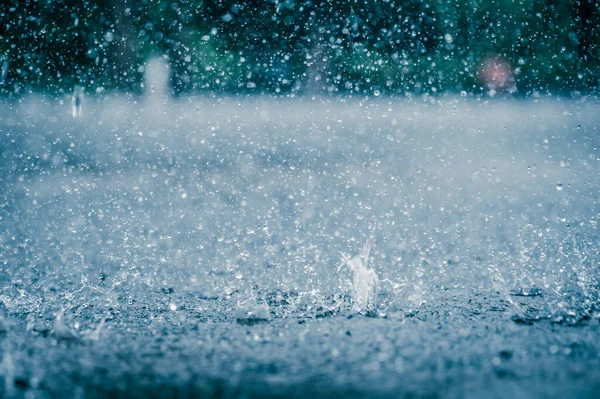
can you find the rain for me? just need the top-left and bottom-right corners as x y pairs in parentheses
(0, 1), (599, 398)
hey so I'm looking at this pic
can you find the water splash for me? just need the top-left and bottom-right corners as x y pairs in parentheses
(51, 308), (77, 341)
(339, 239), (378, 313)
(236, 295), (270, 323)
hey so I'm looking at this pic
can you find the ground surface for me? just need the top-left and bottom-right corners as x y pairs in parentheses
(0, 96), (599, 398)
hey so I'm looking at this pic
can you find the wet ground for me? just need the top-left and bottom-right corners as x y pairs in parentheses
(0, 96), (599, 398)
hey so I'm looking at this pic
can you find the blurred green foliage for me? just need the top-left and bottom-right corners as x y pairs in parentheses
(0, 0), (598, 96)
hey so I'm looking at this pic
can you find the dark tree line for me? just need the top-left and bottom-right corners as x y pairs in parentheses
(1, 0), (599, 96)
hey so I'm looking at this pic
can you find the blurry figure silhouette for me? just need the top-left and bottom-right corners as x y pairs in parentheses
(0, 58), (8, 85)
(144, 56), (171, 104)
(72, 86), (84, 118)
(479, 55), (516, 96)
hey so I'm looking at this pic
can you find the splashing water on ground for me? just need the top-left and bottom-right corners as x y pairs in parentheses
(339, 239), (379, 313)
(236, 295), (271, 323)
(1, 97), (599, 398)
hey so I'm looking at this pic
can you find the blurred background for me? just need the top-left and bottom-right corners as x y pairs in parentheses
(1, 0), (599, 97)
